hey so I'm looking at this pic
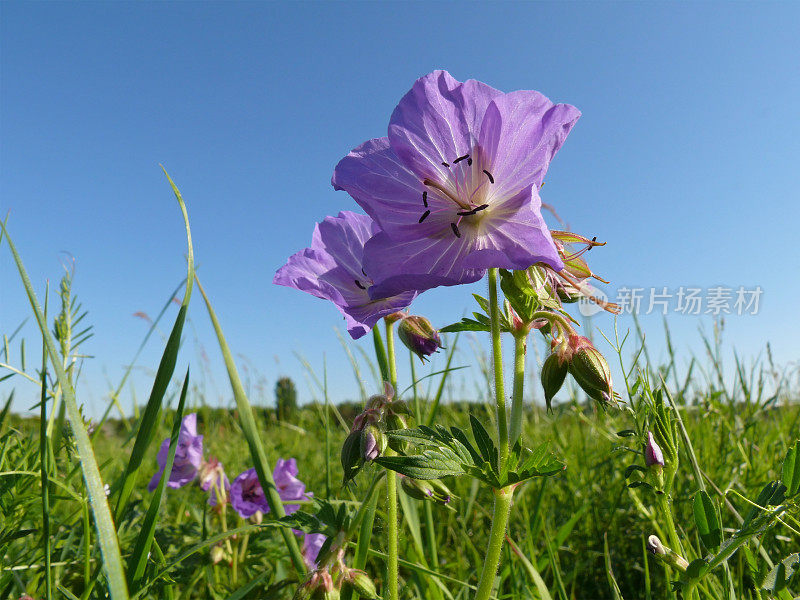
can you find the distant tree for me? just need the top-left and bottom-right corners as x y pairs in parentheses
(275, 376), (297, 422)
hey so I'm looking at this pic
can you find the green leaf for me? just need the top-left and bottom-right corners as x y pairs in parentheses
(127, 369), (191, 590)
(781, 440), (800, 496)
(469, 414), (497, 472)
(762, 553), (800, 592)
(440, 318), (490, 333)
(376, 453), (466, 480)
(693, 490), (722, 551)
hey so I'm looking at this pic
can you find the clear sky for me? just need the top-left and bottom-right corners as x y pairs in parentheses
(2, 2), (799, 416)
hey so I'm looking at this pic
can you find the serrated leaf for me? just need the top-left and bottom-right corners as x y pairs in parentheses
(781, 441), (800, 496)
(472, 294), (490, 314)
(470, 414), (498, 471)
(693, 490), (722, 551)
(449, 426), (482, 465)
(440, 319), (490, 333)
(375, 454), (465, 480)
(762, 553), (800, 592)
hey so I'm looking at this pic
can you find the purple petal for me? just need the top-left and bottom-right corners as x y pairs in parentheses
(479, 91), (581, 195)
(302, 533), (327, 569)
(388, 70), (502, 181)
(273, 211), (416, 339)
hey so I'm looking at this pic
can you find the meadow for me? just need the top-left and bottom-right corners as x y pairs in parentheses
(1, 205), (798, 599)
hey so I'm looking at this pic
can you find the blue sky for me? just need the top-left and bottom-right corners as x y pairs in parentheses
(2, 2), (798, 416)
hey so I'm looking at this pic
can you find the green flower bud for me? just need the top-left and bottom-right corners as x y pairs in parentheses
(567, 335), (613, 405)
(398, 315), (443, 362)
(341, 429), (364, 484)
(400, 476), (452, 505)
(344, 569), (379, 599)
(360, 425), (386, 461)
(541, 353), (568, 411)
(385, 410), (409, 453)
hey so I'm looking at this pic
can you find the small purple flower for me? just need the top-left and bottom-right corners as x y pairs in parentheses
(333, 70), (580, 298)
(302, 533), (327, 569)
(230, 459), (311, 519)
(645, 431), (665, 467)
(148, 413), (204, 492)
(273, 211), (417, 339)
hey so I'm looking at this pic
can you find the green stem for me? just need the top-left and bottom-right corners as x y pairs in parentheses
(488, 268), (509, 469)
(473, 486), (515, 600)
(657, 494), (685, 558)
(509, 334), (527, 446)
(385, 320), (399, 600)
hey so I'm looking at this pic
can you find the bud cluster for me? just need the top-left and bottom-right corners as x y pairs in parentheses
(541, 334), (614, 409)
(293, 565), (379, 600)
(341, 382), (411, 483)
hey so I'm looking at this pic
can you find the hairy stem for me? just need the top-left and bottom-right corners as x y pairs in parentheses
(509, 333), (527, 446)
(384, 319), (399, 600)
(473, 486), (515, 600)
(488, 268), (509, 468)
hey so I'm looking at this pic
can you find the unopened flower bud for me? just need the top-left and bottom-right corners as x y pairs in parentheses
(541, 353), (568, 411)
(400, 476), (452, 505)
(646, 535), (689, 572)
(398, 315), (443, 362)
(644, 431), (665, 468)
(567, 335), (613, 405)
(343, 569), (379, 599)
(341, 429), (364, 483)
(360, 425), (386, 461)
(385, 411), (410, 453)
(210, 545), (227, 564)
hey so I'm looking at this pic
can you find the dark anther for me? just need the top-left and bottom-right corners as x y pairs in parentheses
(457, 203), (490, 217)
(453, 154), (470, 164)
(441, 161), (450, 167)
(589, 236), (597, 250)
(361, 267), (368, 276)
(450, 223), (461, 238)
(422, 191), (428, 207)
(354, 280), (366, 290)
(419, 210), (431, 223)
(482, 169), (494, 184)
(467, 157), (473, 166)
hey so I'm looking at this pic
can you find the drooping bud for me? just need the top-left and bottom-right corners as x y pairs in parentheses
(567, 335), (614, 405)
(644, 431), (665, 468)
(341, 429), (364, 484)
(342, 569), (379, 599)
(400, 476), (453, 505)
(385, 409), (410, 453)
(646, 535), (689, 572)
(541, 353), (568, 411)
(360, 425), (386, 461)
(398, 315), (443, 362)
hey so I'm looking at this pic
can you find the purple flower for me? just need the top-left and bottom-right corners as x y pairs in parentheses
(302, 533), (327, 569)
(148, 413), (204, 492)
(332, 70), (580, 298)
(645, 431), (665, 467)
(199, 457), (231, 506)
(273, 211), (417, 339)
(230, 459), (311, 519)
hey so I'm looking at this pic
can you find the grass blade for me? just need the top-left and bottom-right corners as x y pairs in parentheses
(1, 220), (129, 599)
(195, 275), (306, 574)
(127, 368), (190, 590)
(113, 168), (194, 523)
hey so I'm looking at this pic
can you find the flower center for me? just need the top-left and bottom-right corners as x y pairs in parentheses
(418, 149), (496, 237)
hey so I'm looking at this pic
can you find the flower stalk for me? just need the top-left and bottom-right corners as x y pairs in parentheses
(509, 333), (527, 447)
(488, 268), (509, 468)
(384, 319), (400, 600)
(473, 486), (515, 600)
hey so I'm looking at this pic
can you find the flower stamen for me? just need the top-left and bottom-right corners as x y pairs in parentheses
(453, 154), (470, 164)
(423, 178), (471, 210)
(354, 280), (366, 290)
(482, 169), (494, 184)
(456, 203), (489, 217)
(419, 210), (431, 223)
(422, 191), (428, 207)
(450, 222), (461, 238)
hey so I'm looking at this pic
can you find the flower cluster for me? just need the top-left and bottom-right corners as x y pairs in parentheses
(275, 70), (581, 339)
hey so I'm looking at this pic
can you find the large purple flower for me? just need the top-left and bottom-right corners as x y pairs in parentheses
(230, 459), (311, 519)
(332, 70), (580, 298)
(273, 211), (417, 339)
(148, 413), (204, 492)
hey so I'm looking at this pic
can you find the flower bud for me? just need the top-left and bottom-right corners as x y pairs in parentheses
(343, 569), (379, 599)
(341, 429), (364, 483)
(398, 315), (442, 362)
(541, 353), (568, 411)
(210, 544), (227, 564)
(360, 425), (386, 461)
(567, 335), (613, 405)
(385, 410), (410, 453)
(400, 476), (452, 505)
(646, 535), (689, 572)
(644, 431), (665, 468)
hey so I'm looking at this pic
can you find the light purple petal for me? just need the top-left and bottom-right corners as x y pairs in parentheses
(273, 211), (416, 339)
(479, 91), (580, 196)
(388, 70), (502, 182)
(302, 533), (327, 569)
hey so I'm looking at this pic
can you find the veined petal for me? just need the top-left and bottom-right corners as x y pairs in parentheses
(480, 91), (580, 195)
(332, 138), (441, 239)
(388, 70), (502, 182)
(364, 230), (485, 299)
